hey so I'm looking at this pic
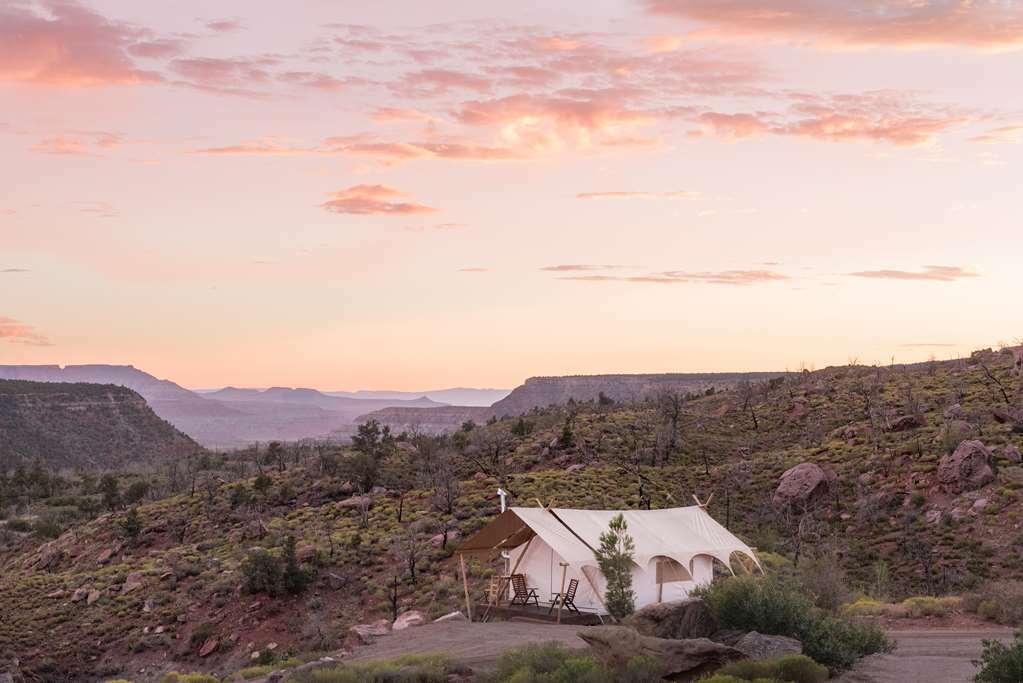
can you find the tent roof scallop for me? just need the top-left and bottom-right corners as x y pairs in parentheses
(457, 505), (760, 572)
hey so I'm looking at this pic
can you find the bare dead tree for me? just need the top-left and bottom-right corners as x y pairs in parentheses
(979, 362), (1011, 405)
(738, 381), (759, 431)
(391, 520), (430, 585)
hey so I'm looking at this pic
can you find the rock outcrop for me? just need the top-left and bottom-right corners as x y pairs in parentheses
(578, 626), (744, 679)
(623, 599), (717, 640)
(733, 631), (802, 659)
(938, 440), (995, 493)
(392, 610), (428, 631)
(773, 463), (834, 510)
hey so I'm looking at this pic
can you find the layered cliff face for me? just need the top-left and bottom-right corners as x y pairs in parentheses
(489, 372), (790, 417)
(0, 380), (200, 470)
(350, 405), (491, 435)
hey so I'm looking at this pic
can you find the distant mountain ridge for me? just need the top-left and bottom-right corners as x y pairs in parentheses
(0, 366), (447, 448)
(326, 387), (509, 407)
(0, 379), (199, 470)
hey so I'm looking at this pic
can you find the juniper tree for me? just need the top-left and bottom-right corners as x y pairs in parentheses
(595, 513), (636, 620)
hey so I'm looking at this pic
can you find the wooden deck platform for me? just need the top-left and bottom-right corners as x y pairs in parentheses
(475, 602), (604, 625)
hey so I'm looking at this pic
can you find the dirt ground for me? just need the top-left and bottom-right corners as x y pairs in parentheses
(346, 622), (1016, 680)
(836, 628), (1015, 683)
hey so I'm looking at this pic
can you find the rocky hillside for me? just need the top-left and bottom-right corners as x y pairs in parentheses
(0, 380), (200, 470)
(0, 366), (449, 448)
(490, 372), (789, 416)
(350, 406), (491, 435)
(2, 347), (1022, 681)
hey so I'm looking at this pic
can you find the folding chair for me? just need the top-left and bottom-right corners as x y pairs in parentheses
(548, 578), (580, 614)
(509, 573), (540, 607)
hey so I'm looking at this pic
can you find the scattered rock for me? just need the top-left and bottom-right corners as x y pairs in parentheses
(565, 464), (585, 474)
(242, 519), (268, 540)
(326, 572), (347, 590)
(267, 642), (279, 651)
(338, 480), (356, 495)
(938, 440), (995, 494)
(71, 587), (89, 603)
(346, 619), (392, 647)
(772, 462), (834, 510)
(433, 611), (467, 624)
(578, 626), (744, 679)
(943, 404), (962, 420)
(941, 420), (978, 447)
(392, 610), (428, 631)
(887, 414), (925, 432)
(992, 406), (1023, 425)
(733, 631), (802, 660)
(96, 548), (114, 564)
(430, 530), (460, 548)
(473, 472), (488, 482)
(973, 498), (990, 513)
(369, 486), (388, 496)
(338, 496), (371, 509)
(623, 599), (717, 640)
(86, 589), (102, 605)
(198, 637), (218, 657)
(925, 509), (943, 525)
(122, 572), (144, 594)
(143, 598), (155, 613)
(297, 544), (317, 563)
(45, 589), (66, 599)
(1005, 445), (1022, 464)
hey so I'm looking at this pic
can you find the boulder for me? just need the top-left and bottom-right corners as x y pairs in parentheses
(297, 544), (317, 563)
(430, 530), (460, 548)
(938, 440), (995, 493)
(338, 480), (356, 495)
(433, 611), (467, 624)
(733, 631), (802, 660)
(925, 509), (943, 525)
(338, 496), (371, 509)
(1005, 445), (1022, 464)
(473, 472), (488, 482)
(578, 626), (743, 679)
(566, 464), (585, 474)
(972, 499), (990, 512)
(623, 599), (717, 640)
(992, 406), (1023, 425)
(943, 404), (962, 420)
(346, 618), (392, 646)
(369, 486), (389, 496)
(326, 572), (347, 590)
(392, 609), (428, 631)
(71, 587), (89, 602)
(198, 636), (219, 657)
(887, 414), (925, 432)
(86, 589), (102, 605)
(122, 572), (144, 593)
(96, 548), (114, 564)
(772, 463), (834, 510)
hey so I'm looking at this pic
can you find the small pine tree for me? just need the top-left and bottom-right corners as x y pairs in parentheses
(595, 513), (636, 620)
(119, 507), (142, 542)
(282, 535), (312, 595)
(557, 421), (574, 449)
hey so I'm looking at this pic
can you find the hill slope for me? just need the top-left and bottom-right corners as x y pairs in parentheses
(2, 349), (1022, 680)
(0, 379), (200, 470)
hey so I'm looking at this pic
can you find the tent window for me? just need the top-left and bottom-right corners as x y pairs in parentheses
(655, 557), (692, 583)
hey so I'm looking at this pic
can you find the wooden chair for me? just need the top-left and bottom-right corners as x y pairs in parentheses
(509, 573), (539, 607)
(548, 578), (580, 614)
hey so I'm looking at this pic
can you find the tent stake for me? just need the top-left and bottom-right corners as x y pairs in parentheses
(459, 553), (472, 623)
(556, 562), (568, 624)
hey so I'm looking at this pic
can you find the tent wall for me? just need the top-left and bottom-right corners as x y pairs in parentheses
(508, 537), (717, 613)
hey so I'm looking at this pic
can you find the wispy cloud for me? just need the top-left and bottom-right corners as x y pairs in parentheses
(576, 190), (697, 200)
(2, 268), (30, 273)
(970, 124), (1023, 144)
(540, 264), (638, 272)
(0, 316), (51, 346)
(321, 185), (438, 216)
(458, 267), (490, 272)
(556, 269), (789, 285)
(847, 265), (979, 282)
(643, 0), (1023, 51)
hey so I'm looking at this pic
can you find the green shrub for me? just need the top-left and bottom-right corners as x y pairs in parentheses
(161, 673), (219, 683)
(486, 642), (660, 683)
(6, 517), (31, 532)
(901, 596), (960, 618)
(694, 576), (891, 670)
(715, 655), (828, 683)
(242, 548), (283, 596)
(291, 654), (457, 682)
(974, 632), (1023, 683)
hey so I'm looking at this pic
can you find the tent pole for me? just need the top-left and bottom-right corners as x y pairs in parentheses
(556, 562), (568, 624)
(459, 553), (472, 622)
(482, 532), (535, 622)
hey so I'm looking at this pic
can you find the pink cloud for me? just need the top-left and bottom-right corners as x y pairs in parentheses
(643, 0), (1023, 50)
(206, 19), (243, 33)
(277, 71), (346, 91)
(970, 124), (1023, 144)
(396, 68), (492, 97)
(170, 56), (273, 87)
(0, 316), (51, 346)
(127, 38), (186, 59)
(30, 130), (122, 157)
(193, 137), (521, 164)
(0, 0), (163, 86)
(459, 267), (490, 272)
(693, 112), (772, 139)
(848, 265), (979, 281)
(540, 264), (638, 272)
(321, 185), (438, 216)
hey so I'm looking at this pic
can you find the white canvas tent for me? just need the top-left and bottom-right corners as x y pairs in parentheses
(457, 505), (761, 618)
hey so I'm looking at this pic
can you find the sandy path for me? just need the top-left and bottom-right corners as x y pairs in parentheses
(837, 629), (1014, 683)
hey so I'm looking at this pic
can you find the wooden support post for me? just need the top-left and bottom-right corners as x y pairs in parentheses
(459, 553), (472, 623)
(556, 562), (568, 624)
(481, 533), (535, 623)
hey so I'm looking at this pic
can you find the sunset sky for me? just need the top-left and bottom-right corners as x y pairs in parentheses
(2, 0), (1021, 390)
